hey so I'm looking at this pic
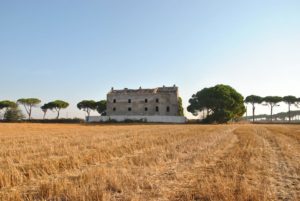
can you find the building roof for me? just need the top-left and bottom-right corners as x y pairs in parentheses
(108, 85), (178, 94)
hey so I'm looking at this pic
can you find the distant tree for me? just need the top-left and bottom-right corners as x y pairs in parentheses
(77, 100), (97, 119)
(96, 100), (107, 116)
(244, 95), (263, 122)
(41, 103), (52, 119)
(17, 98), (41, 120)
(47, 100), (69, 119)
(283, 96), (299, 122)
(0, 100), (17, 111)
(263, 96), (282, 122)
(178, 97), (184, 116)
(0, 100), (17, 119)
(4, 105), (24, 121)
(187, 84), (246, 123)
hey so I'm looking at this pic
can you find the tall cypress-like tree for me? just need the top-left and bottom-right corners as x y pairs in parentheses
(178, 97), (184, 116)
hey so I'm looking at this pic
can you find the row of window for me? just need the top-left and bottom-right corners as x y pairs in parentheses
(112, 106), (170, 112)
(113, 98), (159, 103)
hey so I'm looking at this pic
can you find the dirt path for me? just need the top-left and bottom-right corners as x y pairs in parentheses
(256, 126), (300, 201)
(153, 125), (300, 201)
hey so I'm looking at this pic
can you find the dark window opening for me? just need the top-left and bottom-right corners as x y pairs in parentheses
(145, 99), (148, 103)
(113, 107), (116, 111)
(156, 106), (159, 112)
(145, 107), (148, 111)
(166, 106), (170, 112)
(128, 107), (132, 111)
(113, 99), (116, 103)
(156, 98), (159, 103)
(128, 99), (131, 103)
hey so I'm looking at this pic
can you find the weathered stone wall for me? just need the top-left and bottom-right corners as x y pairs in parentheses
(106, 86), (179, 116)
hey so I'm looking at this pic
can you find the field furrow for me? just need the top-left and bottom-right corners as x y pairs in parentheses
(258, 127), (300, 200)
(0, 124), (299, 201)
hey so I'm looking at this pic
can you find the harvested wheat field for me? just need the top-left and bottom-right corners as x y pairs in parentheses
(0, 124), (299, 201)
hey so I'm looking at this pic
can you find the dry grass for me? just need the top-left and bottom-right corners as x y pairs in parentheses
(0, 123), (299, 201)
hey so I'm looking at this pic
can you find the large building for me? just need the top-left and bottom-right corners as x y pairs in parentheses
(106, 85), (180, 116)
(88, 85), (186, 123)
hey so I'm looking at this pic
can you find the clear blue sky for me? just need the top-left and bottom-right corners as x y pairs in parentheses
(1, 0), (300, 118)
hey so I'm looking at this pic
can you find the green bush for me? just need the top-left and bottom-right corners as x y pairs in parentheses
(4, 107), (24, 121)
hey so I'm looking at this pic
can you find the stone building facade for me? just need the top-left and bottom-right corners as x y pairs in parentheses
(106, 85), (180, 116)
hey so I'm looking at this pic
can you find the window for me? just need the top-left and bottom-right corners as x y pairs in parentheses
(156, 106), (159, 112)
(166, 106), (170, 112)
(113, 99), (116, 103)
(113, 107), (116, 111)
(128, 99), (131, 103)
(156, 98), (159, 103)
(128, 107), (132, 111)
(145, 99), (148, 103)
(145, 107), (148, 111)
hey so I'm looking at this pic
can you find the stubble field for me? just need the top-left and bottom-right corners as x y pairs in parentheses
(0, 123), (299, 201)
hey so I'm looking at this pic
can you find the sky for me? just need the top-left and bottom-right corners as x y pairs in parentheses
(0, 0), (300, 119)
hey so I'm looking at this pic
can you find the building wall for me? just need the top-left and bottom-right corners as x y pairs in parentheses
(106, 87), (179, 116)
(87, 115), (187, 123)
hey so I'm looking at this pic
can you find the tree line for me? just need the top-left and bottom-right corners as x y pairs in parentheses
(244, 110), (300, 122)
(0, 99), (107, 121)
(1, 86), (299, 123)
(244, 95), (300, 122)
(187, 84), (300, 123)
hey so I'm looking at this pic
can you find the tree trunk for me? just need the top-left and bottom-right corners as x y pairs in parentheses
(252, 105), (255, 123)
(29, 110), (32, 120)
(288, 104), (291, 123)
(57, 110), (60, 119)
(270, 106), (273, 122)
(43, 112), (46, 120)
(23, 105), (30, 120)
(87, 110), (90, 122)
